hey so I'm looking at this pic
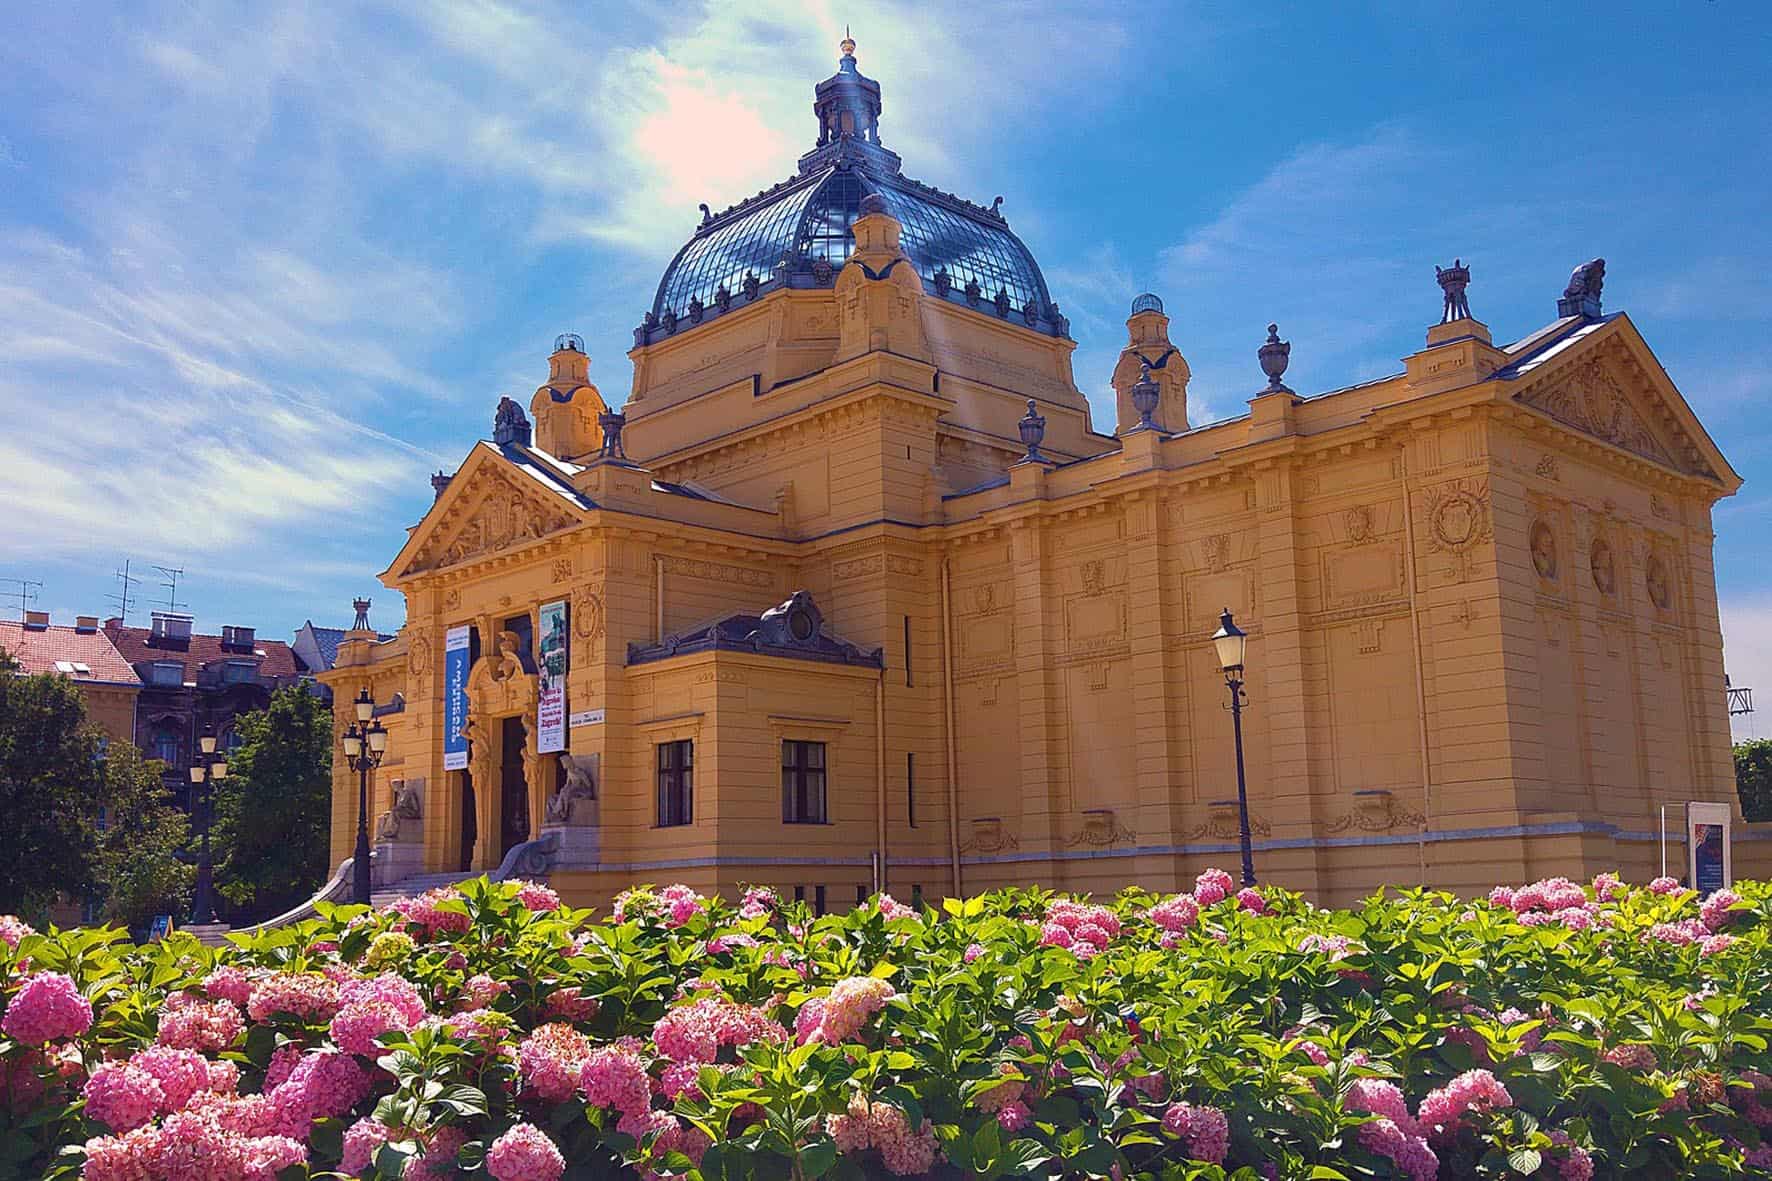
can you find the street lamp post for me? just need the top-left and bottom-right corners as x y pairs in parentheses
(343, 688), (389, 905)
(188, 733), (228, 924)
(1211, 608), (1256, 887)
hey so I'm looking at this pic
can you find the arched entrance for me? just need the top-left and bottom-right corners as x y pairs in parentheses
(460, 628), (548, 871)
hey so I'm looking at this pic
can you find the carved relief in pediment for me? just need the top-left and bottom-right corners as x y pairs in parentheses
(1518, 357), (1697, 474)
(404, 470), (578, 575)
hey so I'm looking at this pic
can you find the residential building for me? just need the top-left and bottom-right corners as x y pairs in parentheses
(0, 611), (140, 746)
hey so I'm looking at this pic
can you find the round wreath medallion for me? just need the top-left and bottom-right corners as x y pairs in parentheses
(1432, 491), (1482, 549)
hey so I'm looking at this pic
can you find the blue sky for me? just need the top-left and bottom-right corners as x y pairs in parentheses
(3, 3), (1770, 737)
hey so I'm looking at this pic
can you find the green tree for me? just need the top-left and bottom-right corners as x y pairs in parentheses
(93, 743), (194, 929)
(1737, 738), (1772, 822)
(212, 684), (333, 922)
(0, 647), (106, 918)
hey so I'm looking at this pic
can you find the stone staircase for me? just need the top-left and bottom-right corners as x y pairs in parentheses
(370, 871), (477, 908)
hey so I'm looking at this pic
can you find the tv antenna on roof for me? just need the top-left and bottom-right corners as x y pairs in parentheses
(109, 558), (142, 622)
(0, 575), (42, 622)
(152, 565), (185, 615)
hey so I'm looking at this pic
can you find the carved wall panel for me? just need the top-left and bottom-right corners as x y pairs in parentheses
(1184, 570), (1254, 631)
(1064, 660), (1135, 817)
(1321, 544), (1406, 611)
(1418, 477), (1493, 585)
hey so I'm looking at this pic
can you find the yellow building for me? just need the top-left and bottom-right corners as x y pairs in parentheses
(324, 41), (1760, 908)
(1, 611), (140, 747)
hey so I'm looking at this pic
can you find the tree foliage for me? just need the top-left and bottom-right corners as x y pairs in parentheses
(0, 650), (106, 918)
(1738, 738), (1772, 822)
(93, 743), (194, 930)
(211, 684), (333, 922)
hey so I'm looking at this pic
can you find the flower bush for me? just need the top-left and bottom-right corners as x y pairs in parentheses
(0, 872), (1768, 1179)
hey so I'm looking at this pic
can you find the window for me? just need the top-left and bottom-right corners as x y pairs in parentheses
(219, 661), (257, 684)
(223, 728), (246, 754)
(815, 885), (827, 917)
(782, 740), (827, 824)
(906, 752), (916, 827)
(149, 662), (183, 686)
(149, 728), (180, 767)
(656, 740), (693, 827)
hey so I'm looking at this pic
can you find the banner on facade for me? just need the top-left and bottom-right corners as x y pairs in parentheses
(443, 625), (471, 771)
(537, 600), (568, 754)
(1686, 801), (1732, 894)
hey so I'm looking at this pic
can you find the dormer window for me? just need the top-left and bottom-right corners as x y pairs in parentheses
(148, 662), (183, 686)
(219, 660), (258, 685)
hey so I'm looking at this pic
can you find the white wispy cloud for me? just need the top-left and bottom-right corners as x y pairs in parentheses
(1723, 594), (1772, 744)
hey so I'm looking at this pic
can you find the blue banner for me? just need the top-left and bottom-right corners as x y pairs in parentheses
(443, 625), (471, 771)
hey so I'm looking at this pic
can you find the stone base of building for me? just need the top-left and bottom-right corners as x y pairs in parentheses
(372, 839), (425, 887)
(532, 821), (1772, 914)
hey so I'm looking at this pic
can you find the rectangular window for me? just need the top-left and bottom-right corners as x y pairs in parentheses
(656, 740), (693, 827)
(793, 885), (806, 903)
(815, 885), (828, 916)
(856, 884), (867, 906)
(903, 615), (912, 686)
(906, 752), (916, 827)
(782, 740), (827, 824)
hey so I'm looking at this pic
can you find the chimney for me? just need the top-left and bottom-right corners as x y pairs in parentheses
(75, 615), (99, 634)
(23, 610), (49, 631)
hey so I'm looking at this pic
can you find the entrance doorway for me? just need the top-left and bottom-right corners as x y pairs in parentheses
(458, 771), (476, 873)
(499, 716), (529, 860)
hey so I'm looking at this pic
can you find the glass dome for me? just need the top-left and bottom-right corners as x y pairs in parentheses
(638, 41), (1066, 344)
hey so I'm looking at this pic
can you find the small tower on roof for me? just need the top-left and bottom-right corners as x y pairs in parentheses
(1112, 293), (1190, 434)
(816, 30), (882, 147)
(531, 332), (609, 460)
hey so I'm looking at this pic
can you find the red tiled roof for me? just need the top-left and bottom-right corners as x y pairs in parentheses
(102, 621), (301, 680)
(0, 622), (141, 686)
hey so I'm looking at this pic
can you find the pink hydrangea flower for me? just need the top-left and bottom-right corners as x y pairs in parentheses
(1162, 1102), (1230, 1164)
(1487, 885), (1516, 908)
(330, 1000), (412, 1056)
(1592, 873), (1627, 902)
(1357, 1118), (1438, 1181)
(963, 943), (986, 962)
(739, 886), (779, 920)
(129, 1046), (217, 1111)
(1701, 933), (1736, 956)
(2, 972), (92, 1045)
(875, 894), (916, 921)
(1297, 933), (1355, 961)
(82, 1063), (164, 1131)
(866, 1101), (939, 1176)
(996, 1100), (1032, 1132)
(1648, 875), (1683, 896)
(1235, 887), (1267, 915)
(388, 886), (472, 937)
(581, 1041), (652, 1117)
(246, 971), (340, 1023)
(487, 1122), (566, 1181)
(1700, 888), (1743, 932)
(519, 1023), (591, 1102)
(157, 994), (245, 1052)
(1416, 1069), (1512, 1142)
(511, 880), (561, 912)
(1149, 894), (1201, 933)
(1194, 869), (1235, 907)
(828, 1093), (873, 1153)
(544, 986), (599, 1022)
(268, 1049), (371, 1138)
(408, 1125), (469, 1180)
(340, 1117), (393, 1173)
(1646, 918), (1708, 946)
(1345, 1078), (1416, 1133)
(796, 977), (893, 1045)
(1548, 1131), (1594, 1181)
(0, 915), (34, 950)
(202, 965), (253, 1007)
(1038, 922), (1074, 949)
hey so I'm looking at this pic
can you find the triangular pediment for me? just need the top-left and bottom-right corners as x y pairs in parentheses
(388, 447), (585, 580)
(1509, 317), (1737, 488)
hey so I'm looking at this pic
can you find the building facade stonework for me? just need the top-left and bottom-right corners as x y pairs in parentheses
(322, 44), (1758, 907)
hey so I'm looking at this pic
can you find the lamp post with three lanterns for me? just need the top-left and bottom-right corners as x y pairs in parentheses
(342, 688), (389, 905)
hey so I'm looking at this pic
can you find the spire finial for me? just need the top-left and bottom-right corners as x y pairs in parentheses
(840, 26), (856, 58)
(1258, 323), (1292, 394)
(1435, 258), (1472, 323)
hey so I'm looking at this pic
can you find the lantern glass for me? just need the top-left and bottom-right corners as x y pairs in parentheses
(342, 728), (363, 758)
(366, 723), (389, 754)
(211, 761), (228, 779)
(189, 765), (204, 784)
(1211, 609), (1248, 673)
(199, 734), (218, 755)
(354, 689), (374, 723)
